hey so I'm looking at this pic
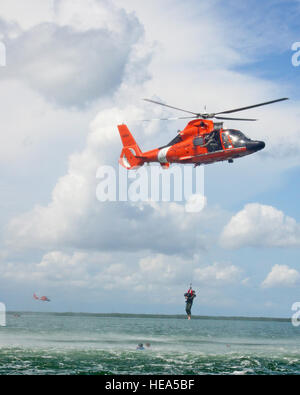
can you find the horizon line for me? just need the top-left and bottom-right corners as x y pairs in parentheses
(7, 310), (291, 322)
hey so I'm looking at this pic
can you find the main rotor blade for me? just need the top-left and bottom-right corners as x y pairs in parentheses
(214, 116), (257, 121)
(141, 116), (197, 122)
(143, 98), (199, 116)
(215, 97), (289, 115)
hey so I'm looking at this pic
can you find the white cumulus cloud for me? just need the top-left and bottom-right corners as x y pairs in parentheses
(261, 264), (300, 288)
(220, 203), (300, 249)
(1, 16), (142, 107)
(193, 262), (242, 285)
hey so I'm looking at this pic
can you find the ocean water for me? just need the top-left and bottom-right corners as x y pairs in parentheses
(0, 312), (300, 375)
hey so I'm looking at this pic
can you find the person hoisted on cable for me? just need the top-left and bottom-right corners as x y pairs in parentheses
(184, 285), (196, 320)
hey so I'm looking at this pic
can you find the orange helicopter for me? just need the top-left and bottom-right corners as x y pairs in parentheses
(118, 97), (288, 169)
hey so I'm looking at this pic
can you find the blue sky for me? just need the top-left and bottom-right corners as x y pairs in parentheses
(0, 0), (299, 318)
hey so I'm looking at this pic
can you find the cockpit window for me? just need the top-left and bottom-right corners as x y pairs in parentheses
(164, 134), (182, 148)
(223, 129), (250, 148)
(222, 132), (232, 149)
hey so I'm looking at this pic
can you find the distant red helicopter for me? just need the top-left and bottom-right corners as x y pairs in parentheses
(33, 293), (50, 302)
(118, 97), (288, 169)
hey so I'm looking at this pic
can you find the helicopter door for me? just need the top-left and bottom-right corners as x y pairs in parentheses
(221, 132), (233, 149)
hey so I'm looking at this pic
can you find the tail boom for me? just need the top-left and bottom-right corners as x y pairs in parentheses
(118, 124), (144, 169)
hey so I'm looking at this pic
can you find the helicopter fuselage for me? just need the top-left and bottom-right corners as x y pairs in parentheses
(118, 97), (288, 170)
(134, 119), (265, 168)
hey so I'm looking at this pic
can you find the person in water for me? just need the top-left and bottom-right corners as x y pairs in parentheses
(136, 343), (145, 350)
(184, 287), (196, 320)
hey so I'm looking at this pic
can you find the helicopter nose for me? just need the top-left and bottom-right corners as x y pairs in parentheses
(246, 140), (265, 152)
